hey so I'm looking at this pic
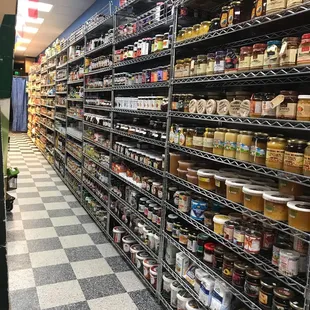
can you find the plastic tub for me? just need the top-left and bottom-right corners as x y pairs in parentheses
(122, 235), (136, 255)
(225, 178), (252, 203)
(197, 169), (218, 190)
(113, 226), (126, 243)
(187, 167), (200, 176)
(130, 244), (143, 263)
(178, 160), (196, 170)
(279, 180), (304, 196)
(186, 174), (198, 185)
(150, 265), (158, 288)
(177, 290), (193, 310)
(170, 153), (183, 175)
(162, 272), (174, 299)
(213, 215), (230, 235)
(177, 168), (188, 180)
(136, 251), (151, 272)
(242, 185), (270, 212)
(263, 191), (294, 221)
(287, 201), (310, 232)
(214, 172), (235, 196)
(186, 300), (203, 310)
(170, 281), (183, 308)
(143, 258), (157, 280)
(251, 177), (276, 187)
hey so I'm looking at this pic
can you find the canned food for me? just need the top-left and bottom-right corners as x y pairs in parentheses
(244, 228), (262, 255)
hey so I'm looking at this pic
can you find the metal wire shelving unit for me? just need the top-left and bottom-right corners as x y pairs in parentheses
(27, 0), (310, 309)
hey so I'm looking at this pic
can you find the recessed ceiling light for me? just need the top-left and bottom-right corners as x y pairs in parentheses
(17, 38), (31, 44)
(16, 46), (27, 51)
(16, 25), (39, 34)
(25, 17), (44, 24)
(27, 1), (53, 13)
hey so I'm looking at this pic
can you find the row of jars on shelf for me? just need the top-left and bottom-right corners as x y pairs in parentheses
(115, 96), (168, 112)
(177, 0), (309, 43)
(84, 159), (109, 184)
(83, 192), (108, 223)
(85, 55), (113, 72)
(68, 65), (84, 81)
(67, 156), (82, 179)
(83, 128), (110, 148)
(175, 34), (310, 79)
(170, 124), (310, 176)
(86, 29), (114, 53)
(83, 143), (109, 167)
(67, 140), (82, 159)
(173, 90), (310, 121)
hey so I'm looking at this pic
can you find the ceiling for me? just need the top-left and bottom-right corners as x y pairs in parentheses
(15, 0), (96, 57)
(0, 0), (17, 24)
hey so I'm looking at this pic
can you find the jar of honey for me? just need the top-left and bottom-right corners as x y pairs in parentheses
(283, 139), (307, 174)
(213, 128), (228, 155)
(266, 137), (287, 170)
(250, 133), (269, 165)
(224, 129), (239, 158)
(200, 21), (211, 35)
(220, 6), (230, 28)
(192, 24), (201, 38)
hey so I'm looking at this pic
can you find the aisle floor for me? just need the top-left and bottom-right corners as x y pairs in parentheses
(6, 133), (163, 310)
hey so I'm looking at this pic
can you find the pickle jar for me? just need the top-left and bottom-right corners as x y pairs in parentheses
(283, 139), (307, 174)
(209, 18), (220, 32)
(203, 128), (215, 153)
(263, 40), (282, 69)
(239, 46), (253, 71)
(197, 55), (207, 76)
(207, 53), (216, 75)
(251, 43), (267, 70)
(280, 37), (300, 67)
(266, 137), (287, 170)
(174, 60), (184, 79)
(250, 133), (269, 165)
(220, 6), (230, 28)
(193, 127), (205, 150)
(200, 21), (211, 35)
(192, 24), (201, 37)
(213, 128), (228, 155)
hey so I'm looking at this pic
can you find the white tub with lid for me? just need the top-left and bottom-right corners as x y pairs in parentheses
(162, 272), (174, 298)
(130, 244), (143, 263)
(136, 251), (151, 272)
(150, 265), (158, 288)
(242, 184), (270, 212)
(122, 235), (136, 255)
(177, 290), (193, 310)
(113, 226), (126, 243)
(287, 201), (310, 232)
(143, 258), (157, 280)
(170, 280), (183, 308)
(213, 215), (230, 235)
(186, 300), (203, 310)
(225, 178), (252, 203)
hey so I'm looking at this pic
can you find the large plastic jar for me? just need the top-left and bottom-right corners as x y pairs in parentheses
(130, 244), (143, 263)
(243, 184), (270, 212)
(266, 0), (287, 14)
(297, 33), (310, 65)
(214, 172), (235, 196)
(297, 95), (310, 121)
(287, 201), (310, 232)
(251, 43), (267, 70)
(213, 215), (230, 235)
(279, 37), (299, 67)
(239, 46), (253, 71)
(223, 129), (239, 158)
(197, 169), (217, 190)
(265, 137), (287, 170)
(226, 178), (252, 203)
(162, 272), (174, 299)
(169, 152), (183, 175)
(239, 131), (254, 162)
(113, 226), (126, 243)
(170, 281), (183, 308)
(263, 191), (294, 221)
(283, 139), (307, 174)
(122, 235), (136, 255)
(213, 128), (227, 155)
(263, 40), (282, 69)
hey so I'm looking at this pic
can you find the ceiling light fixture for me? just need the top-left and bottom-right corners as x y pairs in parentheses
(17, 38), (32, 44)
(26, 1), (53, 13)
(15, 25), (39, 34)
(25, 17), (44, 24)
(15, 46), (27, 51)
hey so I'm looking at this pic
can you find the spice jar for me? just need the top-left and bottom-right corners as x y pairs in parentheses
(266, 0), (288, 14)
(297, 95), (310, 121)
(220, 6), (230, 28)
(213, 128), (227, 155)
(239, 46), (253, 71)
(203, 128), (215, 153)
(279, 37), (299, 67)
(232, 261), (250, 288)
(209, 18), (220, 32)
(197, 55), (207, 76)
(238, 131), (254, 162)
(228, 1), (243, 26)
(259, 277), (281, 310)
(214, 51), (226, 74)
(251, 43), (267, 70)
(250, 133), (268, 165)
(284, 139), (307, 174)
(272, 287), (295, 310)
(303, 142), (310, 176)
(222, 252), (238, 281)
(276, 90), (298, 120)
(193, 127), (205, 150)
(175, 60), (184, 78)
(203, 242), (216, 265)
(225, 49), (239, 73)
(224, 129), (239, 158)
(264, 40), (282, 69)
(297, 33), (310, 65)
(244, 228), (262, 254)
(207, 53), (215, 75)
(266, 137), (287, 170)
(244, 268), (264, 301)
(200, 21), (211, 35)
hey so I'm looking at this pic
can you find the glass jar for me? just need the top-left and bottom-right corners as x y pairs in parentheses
(213, 128), (227, 155)
(203, 128), (215, 153)
(214, 51), (226, 74)
(174, 60), (184, 79)
(250, 92), (264, 118)
(163, 32), (170, 49)
(186, 129), (195, 148)
(127, 45), (134, 58)
(232, 261), (250, 288)
(287, 0), (304, 6)
(276, 90), (298, 120)
(192, 24), (201, 38)
(213, 245), (224, 269)
(272, 287), (295, 310)
(200, 21), (211, 35)
(251, 43), (267, 70)
(239, 46), (253, 71)
(251, 0), (258, 18)
(209, 18), (220, 32)
(244, 268), (264, 301)
(193, 127), (205, 150)
(280, 37), (299, 67)
(197, 233), (209, 259)
(185, 27), (193, 40)
(266, 0), (288, 14)
(303, 142), (310, 176)
(239, 131), (254, 162)
(179, 226), (190, 245)
(259, 277), (280, 310)
(222, 252), (238, 281)
(190, 57), (197, 76)
(225, 49), (239, 73)
(266, 137), (287, 170)
(263, 40), (282, 69)
(154, 34), (164, 52)
(187, 231), (198, 255)
(262, 93), (276, 118)
(283, 139), (307, 174)
(250, 133), (269, 165)
(297, 33), (310, 65)
(207, 53), (215, 75)
(255, 0), (267, 17)
(297, 95), (310, 121)
(244, 228), (262, 254)
(220, 6), (230, 28)
(203, 242), (216, 265)
(197, 55), (207, 76)
(177, 30), (185, 42)
(228, 1), (243, 26)
(224, 129), (239, 158)
(183, 58), (191, 77)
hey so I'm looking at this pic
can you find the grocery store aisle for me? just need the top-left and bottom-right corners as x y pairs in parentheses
(6, 133), (162, 310)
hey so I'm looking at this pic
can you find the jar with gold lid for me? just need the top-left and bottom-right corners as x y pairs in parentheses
(213, 128), (228, 156)
(284, 139), (307, 174)
(220, 6), (230, 28)
(177, 30), (185, 42)
(174, 60), (184, 79)
(200, 21), (211, 35)
(297, 95), (310, 121)
(183, 58), (191, 77)
(192, 24), (201, 38)
(279, 37), (300, 67)
(197, 55), (207, 76)
(224, 129), (239, 158)
(185, 27), (193, 40)
(266, 137), (287, 170)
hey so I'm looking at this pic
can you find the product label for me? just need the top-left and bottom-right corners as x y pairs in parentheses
(228, 7), (234, 25)
(250, 100), (263, 115)
(276, 102), (297, 119)
(229, 187), (240, 195)
(224, 140), (237, 151)
(203, 137), (214, 149)
(251, 54), (264, 69)
(213, 138), (224, 149)
(179, 133), (186, 146)
(287, 0), (303, 6)
(259, 291), (269, 305)
(284, 151), (304, 168)
(262, 100), (277, 117)
(256, 0), (263, 16)
(166, 222), (173, 232)
(262, 231), (275, 250)
(252, 147), (266, 158)
(244, 234), (261, 254)
(266, 148), (285, 163)
(200, 177), (211, 183)
(272, 245), (281, 266)
(233, 230), (245, 245)
(223, 226), (234, 241)
(207, 60), (214, 74)
(193, 136), (203, 147)
(298, 46), (310, 64)
(279, 255), (299, 277)
(215, 180), (221, 188)
(280, 47), (298, 66)
(303, 155), (310, 173)
(220, 12), (228, 28)
(240, 143), (250, 154)
(203, 252), (213, 264)
(239, 55), (251, 70)
(197, 63), (207, 75)
(178, 194), (191, 212)
(214, 60), (225, 73)
(297, 101), (310, 119)
(187, 239), (198, 253)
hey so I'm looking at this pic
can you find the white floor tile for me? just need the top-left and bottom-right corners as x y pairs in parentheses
(57, 185), (68, 191)
(18, 178), (34, 184)
(18, 197), (43, 206)
(82, 223), (100, 234)
(30, 249), (69, 268)
(88, 293), (138, 310)
(116, 271), (146, 292)
(51, 216), (81, 227)
(7, 241), (28, 256)
(9, 269), (35, 291)
(44, 202), (70, 210)
(21, 210), (49, 220)
(59, 234), (94, 248)
(35, 182), (55, 187)
(16, 187), (38, 193)
(24, 227), (57, 240)
(39, 191), (62, 198)
(32, 174), (51, 179)
(72, 208), (87, 216)
(71, 258), (113, 279)
(64, 195), (77, 202)
(96, 244), (119, 258)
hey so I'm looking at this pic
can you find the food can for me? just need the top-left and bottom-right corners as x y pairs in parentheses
(223, 220), (239, 242)
(272, 242), (291, 266)
(233, 225), (245, 247)
(244, 228), (262, 255)
(178, 192), (191, 213)
(279, 249), (300, 277)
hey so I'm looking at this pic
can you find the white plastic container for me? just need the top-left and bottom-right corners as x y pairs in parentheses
(122, 235), (136, 255)
(143, 258), (157, 280)
(136, 251), (151, 272)
(162, 272), (174, 299)
(129, 244), (143, 263)
(170, 281), (183, 308)
(177, 290), (193, 310)
(113, 226), (126, 243)
(194, 269), (208, 293)
(150, 265), (158, 288)
(186, 300), (203, 310)
(154, 233), (160, 254)
(199, 276), (215, 307)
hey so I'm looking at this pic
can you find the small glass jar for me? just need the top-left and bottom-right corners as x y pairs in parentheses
(250, 133), (269, 165)
(244, 268), (264, 301)
(203, 128), (215, 153)
(263, 40), (282, 69)
(207, 53), (215, 75)
(197, 55), (207, 76)
(297, 95), (310, 121)
(297, 33), (310, 65)
(239, 46), (253, 71)
(239, 131), (254, 162)
(190, 57), (197, 76)
(213, 128), (227, 156)
(200, 21), (211, 35)
(177, 30), (185, 42)
(251, 43), (267, 70)
(174, 60), (184, 79)
(163, 32), (170, 49)
(232, 261), (250, 288)
(228, 1), (243, 26)
(193, 127), (205, 150)
(154, 34), (164, 52)
(185, 129), (195, 148)
(213, 245), (224, 269)
(283, 139), (307, 174)
(222, 252), (238, 281)
(303, 142), (310, 176)
(185, 27), (193, 40)
(192, 24), (201, 38)
(187, 231), (198, 255)
(224, 129), (239, 158)
(250, 92), (264, 118)
(203, 242), (216, 266)
(266, 0), (288, 14)
(220, 6), (230, 28)
(272, 287), (295, 310)
(172, 221), (181, 240)
(280, 37), (299, 67)
(259, 277), (280, 310)
(276, 90), (298, 120)
(209, 18), (220, 32)
(266, 137), (287, 170)
(214, 51), (226, 74)
(197, 233), (209, 259)
(255, 0), (267, 17)
(225, 48), (239, 73)
(179, 226), (190, 245)
(183, 58), (191, 77)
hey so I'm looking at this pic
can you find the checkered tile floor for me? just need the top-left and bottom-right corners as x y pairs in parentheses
(7, 133), (162, 310)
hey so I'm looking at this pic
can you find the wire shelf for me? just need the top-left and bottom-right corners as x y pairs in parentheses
(83, 153), (110, 173)
(66, 149), (82, 163)
(82, 168), (110, 193)
(67, 114), (83, 121)
(83, 137), (111, 153)
(114, 82), (169, 90)
(85, 67), (113, 76)
(85, 42), (114, 56)
(84, 105), (112, 111)
(112, 108), (167, 117)
(85, 88), (113, 92)
(67, 79), (84, 85)
(66, 166), (82, 183)
(84, 121), (111, 132)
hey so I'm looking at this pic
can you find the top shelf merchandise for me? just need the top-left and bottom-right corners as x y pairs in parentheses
(28, 1), (310, 310)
